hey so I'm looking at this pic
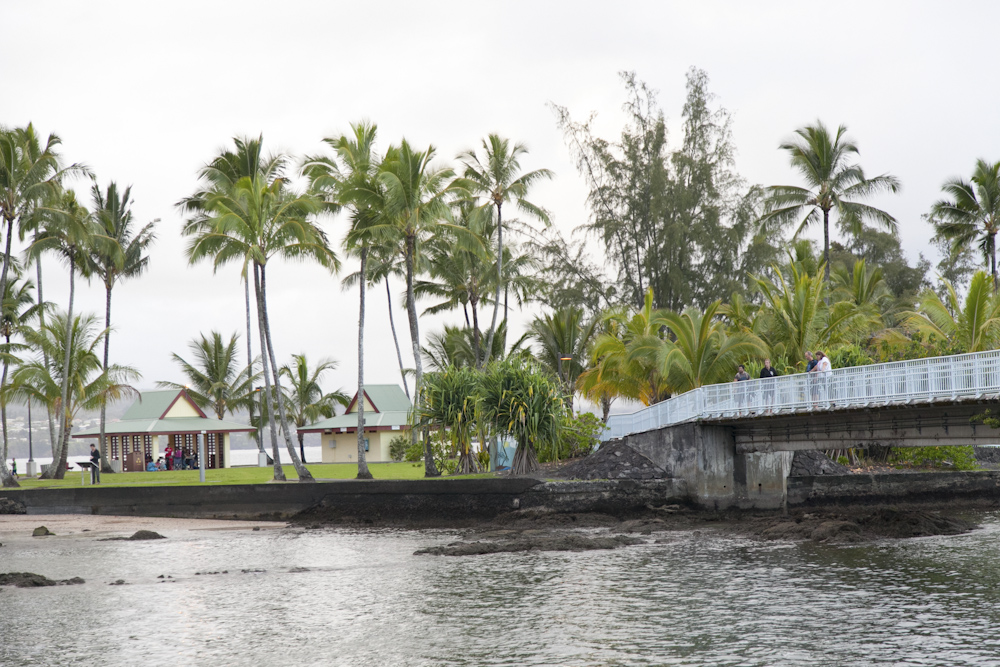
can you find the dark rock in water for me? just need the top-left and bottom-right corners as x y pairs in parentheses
(109, 580), (127, 586)
(0, 498), (25, 514)
(552, 442), (670, 481)
(0, 572), (84, 588)
(858, 508), (974, 539)
(414, 534), (643, 556)
(100, 530), (166, 542)
(32, 526), (53, 537)
(128, 530), (165, 541)
(790, 450), (851, 476)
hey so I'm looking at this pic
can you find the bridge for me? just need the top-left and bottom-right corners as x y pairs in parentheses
(603, 350), (1000, 509)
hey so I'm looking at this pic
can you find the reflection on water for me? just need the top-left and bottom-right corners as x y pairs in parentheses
(2, 515), (1000, 666)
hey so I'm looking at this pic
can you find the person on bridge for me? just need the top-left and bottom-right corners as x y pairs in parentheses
(805, 352), (819, 405)
(816, 351), (833, 406)
(734, 365), (750, 414)
(760, 359), (779, 413)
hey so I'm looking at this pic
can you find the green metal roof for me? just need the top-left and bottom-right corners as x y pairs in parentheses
(73, 417), (253, 438)
(298, 410), (411, 433)
(122, 389), (197, 420)
(354, 384), (411, 413)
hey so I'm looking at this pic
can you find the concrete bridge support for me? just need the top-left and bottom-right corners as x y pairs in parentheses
(622, 422), (791, 509)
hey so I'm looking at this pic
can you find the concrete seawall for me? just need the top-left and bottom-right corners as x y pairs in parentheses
(2, 472), (999, 522)
(0, 478), (688, 522)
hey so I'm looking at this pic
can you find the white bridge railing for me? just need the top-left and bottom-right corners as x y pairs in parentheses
(604, 349), (1000, 440)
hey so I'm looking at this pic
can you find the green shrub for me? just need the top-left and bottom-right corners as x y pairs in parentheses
(539, 411), (604, 463)
(389, 434), (409, 462)
(891, 446), (978, 471)
(403, 439), (424, 462)
(829, 344), (873, 369)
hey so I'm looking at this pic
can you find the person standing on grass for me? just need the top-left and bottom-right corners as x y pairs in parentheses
(10, 460), (17, 478)
(164, 443), (174, 470)
(173, 445), (184, 471)
(89, 444), (101, 484)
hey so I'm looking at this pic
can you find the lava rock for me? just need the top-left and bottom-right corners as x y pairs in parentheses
(414, 534), (643, 556)
(0, 572), (84, 587)
(789, 450), (851, 476)
(551, 442), (670, 481)
(0, 498), (26, 515)
(32, 526), (53, 537)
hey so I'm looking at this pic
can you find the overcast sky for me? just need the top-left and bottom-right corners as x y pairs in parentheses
(3, 1), (999, 403)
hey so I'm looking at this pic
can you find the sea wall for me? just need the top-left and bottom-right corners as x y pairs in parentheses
(788, 470), (1000, 506)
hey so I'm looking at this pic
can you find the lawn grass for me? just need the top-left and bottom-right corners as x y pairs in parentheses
(11, 461), (494, 490)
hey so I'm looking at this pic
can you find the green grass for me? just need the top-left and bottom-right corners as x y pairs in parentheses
(12, 461), (494, 490)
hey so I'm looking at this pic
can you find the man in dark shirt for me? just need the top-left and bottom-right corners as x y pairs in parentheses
(89, 444), (101, 484)
(760, 358), (779, 413)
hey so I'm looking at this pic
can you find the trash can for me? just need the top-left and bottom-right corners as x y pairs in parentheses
(258, 451), (269, 467)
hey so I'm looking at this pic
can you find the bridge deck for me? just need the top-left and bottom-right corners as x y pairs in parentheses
(605, 350), (1000, 440)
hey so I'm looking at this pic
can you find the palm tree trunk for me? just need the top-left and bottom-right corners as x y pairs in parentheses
(0, 216), (18, 487)
(405, 234), (438, 477)
(0, 333), (17, 487)
(483, 202), (503, 366)
(36, 260), (57, 458)
(297, 430), (307, 464)
(257, 263), (314, 482)
(471, 298), (482, 368)
(246, 278), (263, 455)
(254, 264), (285, 481)
(45, 253), (76, 480)
(991, 233), (997, 293)
(357, 247), (373, 479)
(385, 277), (409, 400)
(98, 284), (113, 473)
(823, 207), (831, 285)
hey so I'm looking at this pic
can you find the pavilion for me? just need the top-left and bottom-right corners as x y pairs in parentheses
(73, 389), (254, 472)
(297, 384), (412, 463)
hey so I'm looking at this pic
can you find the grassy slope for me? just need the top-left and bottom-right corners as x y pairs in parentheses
(14, 462), (493, 489)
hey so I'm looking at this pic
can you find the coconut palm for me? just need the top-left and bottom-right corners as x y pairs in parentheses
(529, 307), (598, 411)
(631, 301), (768, 394)
(158, 331), (258, 421)
(457, 135), (553, 364)
(29, 188), (96, 479)
(829, 258), (896, 344)
(762, 121), (901, 283)
(0, 269), (40, 483)
(182, 135), (338, 482)
(89, 180), (157, 470)
(930, 159), (1000, 292)
(423, 320), (529, 372)
(906, 271), (1000, 353)
(303, 121), (380, 478)
(279, 354), (349, 464)
(9, 312), (138, 479)
(0, 124), (86, 485)
(752, 261), (829, 369)
(372, 141), (458, 476)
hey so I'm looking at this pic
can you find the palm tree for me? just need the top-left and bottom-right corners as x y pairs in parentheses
(830, 258), (896, 344)
(906, 271), (1000, 353)
(183, 136), (338, 482)
(30, 188), (96, 479)
(374, 141), (457, 477)
(303, 121), (380, 479)
(631, 301), (767, 394)
(930, 159), (1000, 292)
(752, 260), (829, 369)
(0, 269), (39, 485)
(423, 320), (528, 372)
(158, 331), (258, 420)
(10, 311), (138, 479)
(279, 354), (349, 464)
(529, 307), (597, 411)
(457, 135), (552, 364)
(762, 121), (901, 283)
(90, 180), (157, 470)
(0, 124), (85, 485)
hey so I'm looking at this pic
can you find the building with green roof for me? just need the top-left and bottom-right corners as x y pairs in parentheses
(297, 384), (411, 463)
(73, 389), (253, 471)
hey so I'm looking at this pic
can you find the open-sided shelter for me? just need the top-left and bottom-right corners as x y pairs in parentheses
(297, 384), (411, 463)
(73, 389), (254, 471)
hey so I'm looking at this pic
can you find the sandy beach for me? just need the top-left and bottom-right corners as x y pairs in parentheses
(0, 514), (286, 541)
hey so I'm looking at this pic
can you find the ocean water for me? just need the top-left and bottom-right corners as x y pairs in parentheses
(2, 514), (1000, 666)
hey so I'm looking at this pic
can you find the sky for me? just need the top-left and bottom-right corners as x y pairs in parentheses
(3, 1), (999, 406)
